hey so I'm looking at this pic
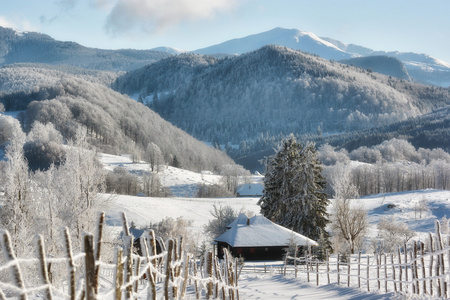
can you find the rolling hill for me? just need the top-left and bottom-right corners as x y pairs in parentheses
(113, 45), (450, 146)
(0, 26), (171, 71)
(194, 27), (450, 87)
(0, 64), (238, 173)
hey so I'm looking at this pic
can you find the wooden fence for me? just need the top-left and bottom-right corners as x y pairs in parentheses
(283, 220), (450, 297)
(0, 212), (242, 299)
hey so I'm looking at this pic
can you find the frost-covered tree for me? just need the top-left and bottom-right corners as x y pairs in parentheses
(52, 126), (106, 245)
(146, 142), (163, 172)
(258, 135), (330, 243)
(0, 119), (34, 255)
(330, 162), (368, 254)
(203, 204), (238, 238)
(220, 164), (251, 194)
(377, 216), (415, 252)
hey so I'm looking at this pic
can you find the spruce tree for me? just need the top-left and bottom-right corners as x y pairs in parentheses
(258, 134), (330, 243)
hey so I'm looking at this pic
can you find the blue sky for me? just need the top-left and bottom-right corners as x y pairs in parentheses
(1, 0), (449, 62)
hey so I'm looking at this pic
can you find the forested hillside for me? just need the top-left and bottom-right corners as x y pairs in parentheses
(0, 65), (237, 173)
(113, 45), (450, 145)
(339, 56), (411, 81)
(0, 26), (171, 71)
(230, 104), (450, 172)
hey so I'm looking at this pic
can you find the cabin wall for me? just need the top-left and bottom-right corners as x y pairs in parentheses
(216, 242), (287, 260)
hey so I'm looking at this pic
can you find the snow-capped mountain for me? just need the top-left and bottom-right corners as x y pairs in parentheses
(194, 27), (450, 87)
(193, 27), (355, 60)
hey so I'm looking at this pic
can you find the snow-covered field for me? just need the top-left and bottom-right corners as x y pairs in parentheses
(100, 153), (450, 299)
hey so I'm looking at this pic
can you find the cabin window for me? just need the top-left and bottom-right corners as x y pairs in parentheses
(250, 248), (256, 254)
(236, 248), (242, 254)
(265, 248), (268, 252)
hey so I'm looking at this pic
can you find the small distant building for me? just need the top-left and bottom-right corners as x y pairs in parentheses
(235, 183), (263, 197)
(214, 213), (317, 260)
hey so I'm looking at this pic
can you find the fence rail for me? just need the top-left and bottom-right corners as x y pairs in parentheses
(280, 220), (450, 297)
(0, 212), (241, 299)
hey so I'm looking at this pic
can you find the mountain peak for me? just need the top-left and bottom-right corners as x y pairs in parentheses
(193, 27), (353, 60)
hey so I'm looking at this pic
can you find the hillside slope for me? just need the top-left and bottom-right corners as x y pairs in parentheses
(0, 26), (171, 71)
(114, 45), (450, 145)
(339, 56), (411, 81)
(193, 27), (450, 86)
(0, 64), (237, 172)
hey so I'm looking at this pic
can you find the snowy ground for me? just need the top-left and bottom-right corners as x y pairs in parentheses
(238, 274), (397, 299)
(100, 153), (450, 299)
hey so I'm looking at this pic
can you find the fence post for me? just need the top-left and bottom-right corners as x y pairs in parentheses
(326, 250), (330, 285)
(213, 257), (221, 299)
(421, 242), (426, 295)
(366, 255), (370, 292)
(357, 252), (361, 289)
(84, 234), (96, 300)
(434, 235), (442, 297)
(384, 254), (387, 293)
(94, 212), (105, 294)
(410, 251), (416, 294)
(36, 235), (53, 300)
(316, 262), (319, 286)
(133, 256), (141, 295)
(114, 248), (123, 300)
(235, 257), (240, 300)
(414, 242), (420, 294)
(172, 239), (179, 298)
(181, 252), (190, 299)
(347, 253), (351, 287)
(284, 252), (288, 276)
(391, 253), (396, 293)
(429, 233), (434, 296)
(193, 258), (200, 299)
(294, 246), (298, 278)
(404, 241), (408, 292)
(337, 253), (340, 285)
(306, 250), (310, 283)
(377, 253), (380, 291)
(206, 252), (213, 299)
(0, 230), (27, 300)
(63, 228), (76, 300)
(165, 239), (174, 300)
(436, 221), (447, 298)
(141, 236), (156, 300)
(225, 250), (235, 300)
(215, 256), (226, 300)
(147, 230), (158, 282)
(124, 235), (134, 299)
(398, 247), (402, 292)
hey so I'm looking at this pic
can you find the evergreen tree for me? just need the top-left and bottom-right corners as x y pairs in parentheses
(258, 134), (330, 243)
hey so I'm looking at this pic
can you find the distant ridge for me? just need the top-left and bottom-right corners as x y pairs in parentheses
(340, 56), (411, 81)
(0, 26), (171, 71)
(1, 25), (449, 86)
(193, 27), (450, 86)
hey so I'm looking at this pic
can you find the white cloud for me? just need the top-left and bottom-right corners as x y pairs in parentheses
(104, 0), (238, 36)
(0, 16), (16, 29)
(56, 0), (79, 11)
(0, 16), (37, 32)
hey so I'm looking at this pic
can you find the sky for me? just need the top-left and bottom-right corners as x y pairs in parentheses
(1, 0), (450, 63)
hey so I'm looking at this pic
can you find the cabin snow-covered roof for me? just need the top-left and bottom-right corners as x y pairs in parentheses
(236, 183), (263, 196)
(215, 213), (318, 247)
